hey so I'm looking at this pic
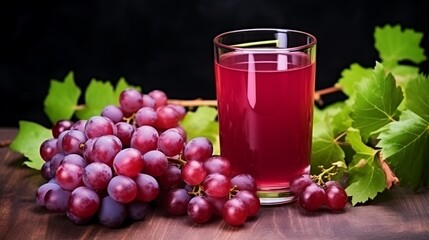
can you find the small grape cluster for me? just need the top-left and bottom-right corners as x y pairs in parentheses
(290, 165), (349, 212)
(36, 88), (259, 228)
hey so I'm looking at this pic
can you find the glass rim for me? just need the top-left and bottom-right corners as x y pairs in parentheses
(213, 28), (317, 52)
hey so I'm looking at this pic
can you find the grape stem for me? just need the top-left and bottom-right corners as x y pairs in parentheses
(378, 152), (399, 189)
(312, 165), (339, 186)
(167, 157), (187, 166)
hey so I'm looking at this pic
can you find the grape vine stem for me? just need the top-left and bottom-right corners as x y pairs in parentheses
(378, 152), (400, 189)
(168, 86), (342, 107)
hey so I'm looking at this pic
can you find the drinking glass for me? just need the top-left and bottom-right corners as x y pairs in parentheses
(213, 28), (316, 205)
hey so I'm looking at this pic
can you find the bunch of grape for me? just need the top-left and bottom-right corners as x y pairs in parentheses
(36, 88), (259, 228)
(290, 173), (349, 212)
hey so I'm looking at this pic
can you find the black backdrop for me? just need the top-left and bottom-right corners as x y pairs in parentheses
(1, 0), (428, 127)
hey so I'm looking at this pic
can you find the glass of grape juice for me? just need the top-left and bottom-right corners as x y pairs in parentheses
(213, 28), (316, 205)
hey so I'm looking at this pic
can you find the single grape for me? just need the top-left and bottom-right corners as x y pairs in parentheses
(90, 135), (123, 166)
(230, 173), (257, 192)
(135, 107), (157, 127)
(119, 88), (143, 114)
(108, 175), (137, 203)
(164, 188), (191, 216)
(113, 148), (144, 178)
(36, 182), (61, 207)
(155, 105), (180, 130)
(142, 94), (156, 108)
(158, 129), (184, 157)
(130, 125), (159, 155)
(44, 187), (71, 212)
(70, 120), (87, 132)
(82, 138), (96, 163)
(101, 105), (124, 123)
(63, 153), (88, 168)
(187, 196), (213, 224)
(84, 116), (117, 139)
(169, 125), (187, 142)
(235, 190), (260, 217)
(157, 164), (182, 189)
(183, 137), (213, 162)
(298, 182), (326, 211)
(141, 150), (168, 177)
(115, 122), (135, 147)
(68, 186), (100, 218)
(325, 184), (348, 211)
(134, 173), (160, 202)
(55, 162), (84, 191)
(167, 104), (186, 120)
(40, 138), (59, 162)
(52, 119), (74, 138)
(181, 159), (207, 186)
(126, 200), (150, 221)
(203, 173), (231, 198)
(148, 89), (168, 109)
(41, 161), (53, 181)
(203, 155), (231, 177)
(290, 174), (313, 196)
(61, 130), (87, 155)
(83, 162), (113, 191)
(222, 198), (248, 227)
(98, 196), (127, 228)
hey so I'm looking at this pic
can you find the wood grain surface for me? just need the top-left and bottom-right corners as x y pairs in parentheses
(1, 128), (428, 240)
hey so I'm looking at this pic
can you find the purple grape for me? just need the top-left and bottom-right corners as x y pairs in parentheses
(187, 196), (212, 224)
(108, 175), (137, 203)
(101, 105), (124, 123)
(98, 196), (127, 228)
(183, 137), (213, 162)
(113, 148), (144, 178)
(157, 129), (184, 157)
(52, 119), (74, 138)
(83, 162), (113, 191)
(164, 188), (191, 216)
(68, 186), (100, 218)
(119, 88), (143, 114)
(40, 138), (59, 162)
(115, 122), (135, 147)
(141, 150), (168, 177)
(84, 116), (117, 139)
(135, 107), (157, 127)
(134, 173), (160, 202)
(130, 125), (159, 155)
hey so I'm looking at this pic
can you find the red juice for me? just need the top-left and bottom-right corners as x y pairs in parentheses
(215, 51), (315, 191)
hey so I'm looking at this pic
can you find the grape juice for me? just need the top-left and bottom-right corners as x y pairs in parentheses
(215, 52), (315, 197)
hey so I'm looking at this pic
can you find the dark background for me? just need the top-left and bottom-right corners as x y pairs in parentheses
(1, 0), (428, 128)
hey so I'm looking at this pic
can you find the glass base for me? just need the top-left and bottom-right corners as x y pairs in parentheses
(257, 189), (296, 205)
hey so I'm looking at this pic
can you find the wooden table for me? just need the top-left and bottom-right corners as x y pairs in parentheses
(1, 128), (428, 240)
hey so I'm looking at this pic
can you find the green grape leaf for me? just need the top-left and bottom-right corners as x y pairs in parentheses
(335, 63), (372, 97)
(43, 71), (81, 124)
(376, 110), (429, 190)
(390, 65), (420, 88)
(180, 106), (220, 155)
(350, 62), (404, 141)
(345, 128), (386, 205)
(75, 79), (116, 120)
(311, 116), (345, 173)
(404, 74), (429, 122)
(322, 101), (353, 136)
(375, 24), (426, 68)
(9, 121), (52, 170)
